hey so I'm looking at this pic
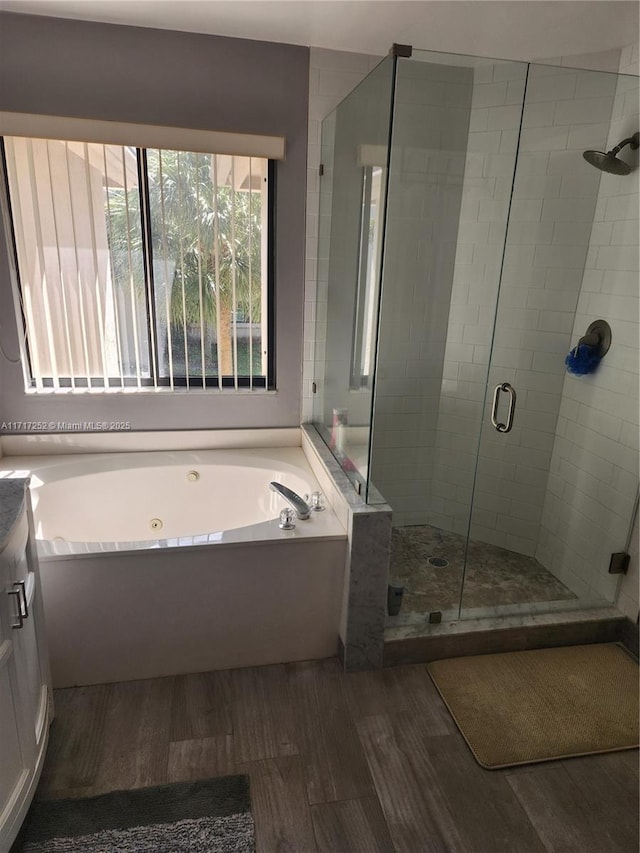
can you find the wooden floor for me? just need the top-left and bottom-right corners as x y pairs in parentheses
(30, 657), (638, 852)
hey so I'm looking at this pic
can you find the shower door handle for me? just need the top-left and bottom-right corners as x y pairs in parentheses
(15, 581), (29, 619)
(491, 382), (516, 433)
(8, 588), (23, 629)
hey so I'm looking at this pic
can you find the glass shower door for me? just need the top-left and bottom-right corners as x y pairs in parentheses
(312, 56), (395, 495)
(370, 50), (529, 623)
(459, 63), (640, 620)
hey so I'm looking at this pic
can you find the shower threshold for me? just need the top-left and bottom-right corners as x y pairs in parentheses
(383, 605), (631, 668)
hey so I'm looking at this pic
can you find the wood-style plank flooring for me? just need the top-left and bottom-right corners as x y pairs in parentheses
(28, 658), (639, 852)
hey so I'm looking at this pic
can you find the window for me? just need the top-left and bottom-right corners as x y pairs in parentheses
(351, 163), (385, 389)
(2, 135), (274, 391)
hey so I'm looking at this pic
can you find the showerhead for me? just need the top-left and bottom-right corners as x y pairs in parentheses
(583, 132), (639, 175)
(582, 149), (632, 175)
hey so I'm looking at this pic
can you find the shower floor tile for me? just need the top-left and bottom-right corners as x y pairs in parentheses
(390, 524), (577, 615)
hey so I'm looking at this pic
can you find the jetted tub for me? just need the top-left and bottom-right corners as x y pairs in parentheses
(0, 447), (347, 687)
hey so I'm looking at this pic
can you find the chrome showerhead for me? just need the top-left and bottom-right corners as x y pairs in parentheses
(583, 132), (639, 175)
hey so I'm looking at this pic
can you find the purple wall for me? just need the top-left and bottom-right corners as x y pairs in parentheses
(0, 12), (309, 431)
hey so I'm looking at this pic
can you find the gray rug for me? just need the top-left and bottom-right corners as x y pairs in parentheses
(16, 776), (255, 852)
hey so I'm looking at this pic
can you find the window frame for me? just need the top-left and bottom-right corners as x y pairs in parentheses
(0, 138), (277, 393)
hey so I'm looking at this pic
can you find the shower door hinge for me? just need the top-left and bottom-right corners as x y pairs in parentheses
(609, 552), (630, 574)
(319, 164), (324, 177)
(391, 43), (413, 58)
(312, 381), (317, 394)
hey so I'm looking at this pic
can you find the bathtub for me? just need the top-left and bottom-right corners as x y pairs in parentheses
(0, 447), (347, 687)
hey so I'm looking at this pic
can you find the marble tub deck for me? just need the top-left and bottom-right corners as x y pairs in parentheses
(389, 524), (577, 616)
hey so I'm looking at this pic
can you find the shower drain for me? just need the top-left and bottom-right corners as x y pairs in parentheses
(427, 556), (449, 568)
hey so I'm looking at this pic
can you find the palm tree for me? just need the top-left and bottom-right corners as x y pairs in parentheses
(106, 148), (264, 380)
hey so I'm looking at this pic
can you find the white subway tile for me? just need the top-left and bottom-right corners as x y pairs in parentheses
(521, 101), (557, 128)
(491, 346), (534, 370)
(471, 507), (500, 530)
(515, 369), (564, 394)
(473, 81), (509, 107)
(538, 310), (575, 333)
(567, 123), (611, 149)
(567, 444), (615, 483)
(498, 306), (540, 330)
(508, 198), (543, 221)
(559, 173), (603, 199)
(578, 269), (604, 293)
(554, 97), (615, 126)
(533, 245), (589, 270)
(444, 342), (475, 364)
(462, 324), (492, 346)
(585, 244), (599, 269)
(576, 71), (619, 99)
(491, 62), (528, 82)
(477, 198), (511, 222)
(499, 130), (520, 153)
(531, 351), (566, 375)
(517, 151), (551, 175)
(473, 345), (491, 364)
(469, 108), (489, 132)
(526, 73), (577, 102)
(605, 193), (638, 221)
(521, 329), (571, 354)
(513, 175), (562, 199)
(611, 219), (639, 246)
(585, 222), (614, 246)
(577, 405), (623, 441)
(468, 130), (503, 153)
(496, 514), (540, 540)
(587, 290), (638, 318)
(546, 150), (589, 175)
(487, 105), (523, 130)
(541, 197), (597, 222)
(460, 197), (481, 221)
(520, 126), (570, 151)
(470, 524), (509, 549)
(520, 409), (559, 434)
(504, 221), (555, 246)
(503, 244), (536, 267)
(601, 270), (640, 296)
(519, 427), (556, 451)
(479, 153), (514, 179)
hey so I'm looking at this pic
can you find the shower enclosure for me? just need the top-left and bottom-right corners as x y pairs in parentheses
(313, 46), (639, 633)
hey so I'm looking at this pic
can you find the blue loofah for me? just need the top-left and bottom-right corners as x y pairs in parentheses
(565, 343), (602, 376)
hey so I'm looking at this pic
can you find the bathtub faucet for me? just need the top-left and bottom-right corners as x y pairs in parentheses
(269, 482), (311, 520)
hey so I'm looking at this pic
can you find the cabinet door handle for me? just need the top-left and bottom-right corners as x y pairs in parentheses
(14, 581), (29, 619)
(8, 589), (23, 629)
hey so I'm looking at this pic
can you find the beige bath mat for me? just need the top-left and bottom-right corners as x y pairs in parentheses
(427, 643), (639, 769)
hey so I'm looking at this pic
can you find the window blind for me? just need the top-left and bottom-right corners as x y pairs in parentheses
(0, 112), (286, 160)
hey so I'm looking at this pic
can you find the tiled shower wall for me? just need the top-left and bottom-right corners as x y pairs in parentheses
(369, 60), (473, 522)
(537, 43), (639, 608)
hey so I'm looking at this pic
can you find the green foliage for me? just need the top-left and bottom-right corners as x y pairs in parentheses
(105, 149), (263, 329)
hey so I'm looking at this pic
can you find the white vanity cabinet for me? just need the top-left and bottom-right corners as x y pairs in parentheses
(0, 480), (52, 853)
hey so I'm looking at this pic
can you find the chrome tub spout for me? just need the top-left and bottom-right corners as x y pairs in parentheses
(269, 481), (311, 520)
